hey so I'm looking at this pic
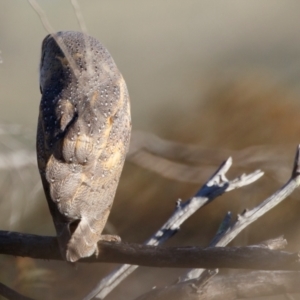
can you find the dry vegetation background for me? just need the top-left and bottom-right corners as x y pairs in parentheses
(1, 1), (300, 299)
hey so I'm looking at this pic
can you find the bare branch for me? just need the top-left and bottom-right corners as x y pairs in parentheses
(90, 145), (300, 299)
(178, 212), (232, 283)
(216, 146), (300, 248)
(181, 214), (243, 283)
(83, 158), (263, 299)
(135, 271), (300, 300)
(0, 231), (299, 270)
(128, 131), (290, 184)
(178, 145), (300, 285)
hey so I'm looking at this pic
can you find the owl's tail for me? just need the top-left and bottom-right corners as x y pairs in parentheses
(66, 217), (100, 262)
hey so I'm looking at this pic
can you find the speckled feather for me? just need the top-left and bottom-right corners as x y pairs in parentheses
(37, 31), (131, 262)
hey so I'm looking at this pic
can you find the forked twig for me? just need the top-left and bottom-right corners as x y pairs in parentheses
(182, 147), (300, 282)
(136, 145), (300, 299)
(216, 145), (300, 247)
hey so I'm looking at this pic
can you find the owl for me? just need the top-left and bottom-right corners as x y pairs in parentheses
(37, 31), (131, 262)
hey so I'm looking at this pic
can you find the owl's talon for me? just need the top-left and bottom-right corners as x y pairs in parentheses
(100, 234), (121, 243)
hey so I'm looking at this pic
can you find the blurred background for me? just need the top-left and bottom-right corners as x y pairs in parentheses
(1, 1), (300, 299)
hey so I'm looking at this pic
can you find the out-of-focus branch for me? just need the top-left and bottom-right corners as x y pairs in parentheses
(135, 271), (300, 300)
(0, 151), (36, 170)
(90, 145), (300, 299)
(128, 130), (291, 184)
(70, 0), (88, 33)
(27, 0), (54, 33)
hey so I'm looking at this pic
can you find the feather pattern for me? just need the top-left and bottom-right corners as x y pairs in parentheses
(37, 31), (131, 262)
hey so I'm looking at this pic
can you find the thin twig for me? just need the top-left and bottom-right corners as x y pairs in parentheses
(70, 0), (88, 33)
(178, 212), (232, 283)
(216, 145), (300, 248)
(179, 145), (300, 284)
(27, 0), (80, 78)
(84, 158), (263, 299)
(128, 131), (291, 184)
(27, 0), (55, 33)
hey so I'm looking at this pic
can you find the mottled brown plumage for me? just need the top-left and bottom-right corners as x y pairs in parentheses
(37, 31), (131, 262)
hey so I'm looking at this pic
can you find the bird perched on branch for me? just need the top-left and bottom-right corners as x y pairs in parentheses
(37, 31), (131, 262)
